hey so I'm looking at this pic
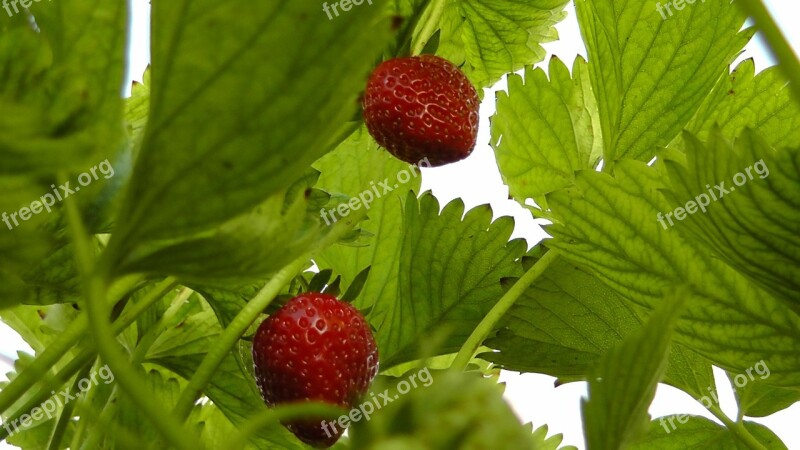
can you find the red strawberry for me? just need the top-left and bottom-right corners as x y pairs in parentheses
(362, 55), (479, 167)
(252, 292), (379, 448)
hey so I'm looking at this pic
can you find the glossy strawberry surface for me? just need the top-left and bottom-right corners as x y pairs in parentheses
(362, 55), (479, 166)
(252, 292), (379, 448)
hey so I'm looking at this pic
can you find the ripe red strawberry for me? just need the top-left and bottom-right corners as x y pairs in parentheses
(252, 292), (379, 448)
(362, 55), (479, 166)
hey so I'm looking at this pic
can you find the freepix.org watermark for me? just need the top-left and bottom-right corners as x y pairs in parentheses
(322, 0), (372, 20)
(320, 367), (433, 438)
(659, 360), (770, 434)
(320, 157), (431, 226)
(656, 0), (706, 20)
(657, 159), (769, 230)
(2, 0), (51, 18)
(1, 158), (115, 231)
(1, 364), (115, 437)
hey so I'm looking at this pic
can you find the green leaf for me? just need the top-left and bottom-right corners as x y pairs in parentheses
(125, 66), (151, 148)
(313, 126), (423, 294)
(631, 416), (787, 450)
(491, 56), (603, 200)
(582, 289), (686, 450)
(322, 192), (527, 368)
(684, 59), (800, 151)
(0, 0), (126, 175)
(662, 130), (800, 309)
(115, 367), (184, 445)
(146, 309), (309, 449)
(117, 182), (326, 287)
(544, 160), (800, 387)
(436, 0), (569, 88)
(350, 370), (540, 449)
(574, 0), (752, 162)
(111, 1), (393, 251)
(485, 257), (715, 401)
(730, 366), (800, 418)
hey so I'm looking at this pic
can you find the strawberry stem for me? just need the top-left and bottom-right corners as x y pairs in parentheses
(63, 176), (203, 450)
(735, 0), (800, 106)
(451, 249), (559, 371)
(706, 404), (768, 450)
(411, 0), (447, 56)
(172, 208), (370, 422)
(0, 274), (143, 416)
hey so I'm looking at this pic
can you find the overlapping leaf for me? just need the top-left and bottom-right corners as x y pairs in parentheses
(491, 56), (603, 202)
(574, 0), (752, 162)
(543, 160), (800, 387)
(662, 130), (800, 309)
(582, 289), (685, 450)
(436, 0), (569, 88)
(313, 127), (424, 294)
(320, 191), (527, 368)
(683, 59), (800, 151)
(631, 416), (787, 449)
(485, 256), (715, 400)
(0, 0), (126, 175)
(110, 1), (393, 255)
(146, 309), (312, 450)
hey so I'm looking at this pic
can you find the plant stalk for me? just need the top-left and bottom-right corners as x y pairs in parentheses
(452, 250), (558, 370)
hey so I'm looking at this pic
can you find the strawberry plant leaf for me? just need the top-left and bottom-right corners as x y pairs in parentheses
(730, 372), (800, 418)
(110, 1), (393, 252)
(531, 423), (578, 450)
(574, 0), (752, 163)
(683, 59), (800, 150)
(125, 66), (151, 148)
(582, 288), (686, 450)
(435, 0), (570, 88)
(114, 367), (184, 445)
(313, 126), (422, 290)
(341, 267), (372, 302)
(116, 184), (326, 287)
(544, 159), (800, 387)
(309, 269), (334, 294)
(350, 370), (539, 449)
(662, 130), (800, 310)
(491, 56), (603, 200)
(631, 416), (787, 449)
(485, 256), (715, 401)
(145, 309), (310, 449)
(0, 0), (126, 175)
(321, 191), (527, 368)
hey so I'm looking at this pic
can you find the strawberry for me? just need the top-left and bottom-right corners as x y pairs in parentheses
(252, 292), (379, 448)
(362, 55), (479, 167)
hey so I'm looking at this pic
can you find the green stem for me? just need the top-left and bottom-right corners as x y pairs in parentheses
(736, 0), (800, 106)
(77, 385), (119, 450)
(130, 286), (192, 364)
(0, 351), (93, 442)
(79, 288), (191, 449)
(707, 404), (767, 450)
(0, 276), (142, 416)
(45, 360), (94, 450)
(0, 278), (175, 443)
(172, 210), (367, 421)
(229, 403), (345, 449)
(394, 0), (435, 56)
(63, 187), (203, 450)
(76, 398), (146, 450)
(172, 254), (311, 420)
(451, 250), (559, 370)
(411, 0), (446, 55)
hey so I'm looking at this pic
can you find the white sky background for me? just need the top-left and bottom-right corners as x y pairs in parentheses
(2, 1), (800, 448)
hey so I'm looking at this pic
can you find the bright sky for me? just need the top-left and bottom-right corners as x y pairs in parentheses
(2, 1), (799, 448)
